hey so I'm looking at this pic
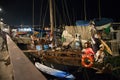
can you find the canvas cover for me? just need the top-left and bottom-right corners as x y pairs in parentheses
(62, 23), (113, 41)
(63, 25), (91, 40)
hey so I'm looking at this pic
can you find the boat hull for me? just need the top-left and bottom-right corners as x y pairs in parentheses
(35, 62), (75, 80)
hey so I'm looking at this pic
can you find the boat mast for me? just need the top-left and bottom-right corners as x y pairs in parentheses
(98, 0), (101, 20)
(49, 0), (54, 35)
(32, 0), (34, 31)
(84, 0), (87, 20)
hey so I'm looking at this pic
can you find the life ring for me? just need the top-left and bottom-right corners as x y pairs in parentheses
(81, 54), (94, 68)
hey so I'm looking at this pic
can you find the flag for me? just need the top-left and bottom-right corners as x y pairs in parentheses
(104, 26), (110, 35)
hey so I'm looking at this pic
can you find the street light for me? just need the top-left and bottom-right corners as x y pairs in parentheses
(0, 8), (2, 12)
(0, 8), (3, 22)
(0, 18), (3, 21)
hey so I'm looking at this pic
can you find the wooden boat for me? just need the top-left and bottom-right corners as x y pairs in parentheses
(11, 0), (120, 79)
(22, 0), (108, 75)
(24, 37), (84, 70)
(13, 0), (120, 79)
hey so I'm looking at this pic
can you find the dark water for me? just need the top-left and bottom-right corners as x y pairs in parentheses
(18, 44), (120, 80)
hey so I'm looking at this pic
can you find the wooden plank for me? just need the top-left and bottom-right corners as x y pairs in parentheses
(111, 30), (120, 32)
(13, 37), (31, 44)
(22, 50), (38, 53)
(6, 35), (46, 80)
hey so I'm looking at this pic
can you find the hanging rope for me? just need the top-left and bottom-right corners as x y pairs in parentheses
(61, 0), (67, 25)
(53, 0), (56, 30)
(64, 0), (71, 25)
(42, 1), (49, 29)
(39, 0), (43, 28)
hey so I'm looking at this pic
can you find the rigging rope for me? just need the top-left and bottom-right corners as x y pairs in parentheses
(39, 0), (43, 28)
(61, 0), (67, 25)
(64, 0), (71, 25)
(42, 1), (48, 30)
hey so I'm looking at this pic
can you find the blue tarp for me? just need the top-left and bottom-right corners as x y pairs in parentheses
(94, 18), (113, 26)
(76, 18), (113, 26)
(76, 20), (89, 26)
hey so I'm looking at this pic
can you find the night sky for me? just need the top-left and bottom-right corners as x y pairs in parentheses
(0, 0), (120, 26)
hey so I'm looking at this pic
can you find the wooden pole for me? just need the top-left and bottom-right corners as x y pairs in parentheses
(49, 0), (54, 35)
(98, 0), (101, 20)
(84, 0), (87, 20)
(33, 0), (35, 31)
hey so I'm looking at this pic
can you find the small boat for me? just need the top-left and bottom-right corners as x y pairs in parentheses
(35, 62), (75, 80)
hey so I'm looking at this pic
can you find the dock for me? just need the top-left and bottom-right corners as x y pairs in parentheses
(6, 35), (46, 80)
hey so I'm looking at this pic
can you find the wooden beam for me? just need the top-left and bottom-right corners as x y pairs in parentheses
(6, 35), (46, 80)
(22, 50), (38, 53)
